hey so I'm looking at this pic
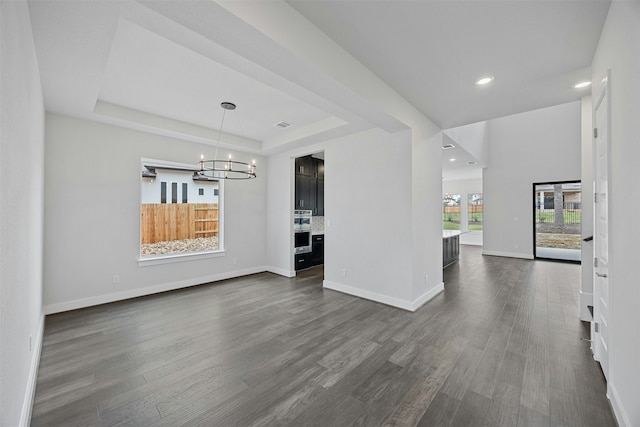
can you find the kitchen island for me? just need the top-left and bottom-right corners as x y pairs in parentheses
(443, 230), (461, 267)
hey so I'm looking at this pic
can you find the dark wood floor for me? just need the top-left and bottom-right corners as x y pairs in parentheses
(31, 246), (616, 426)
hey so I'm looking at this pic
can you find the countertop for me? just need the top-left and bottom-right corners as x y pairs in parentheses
(443, 230), (461, 238)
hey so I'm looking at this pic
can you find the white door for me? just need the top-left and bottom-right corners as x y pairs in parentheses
(593, 71), (610, 380)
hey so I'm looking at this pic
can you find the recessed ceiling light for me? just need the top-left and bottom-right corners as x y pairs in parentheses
(475, 76), (494, 85)
(442, 143), (455, 150)
(573, 81), (591, 89)
(449, 158), (456, 162)
(274, 121), (292, 128)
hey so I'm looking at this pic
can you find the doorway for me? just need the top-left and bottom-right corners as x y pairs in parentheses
(592, 72), (610, 380)
(533, 181), (582, 262)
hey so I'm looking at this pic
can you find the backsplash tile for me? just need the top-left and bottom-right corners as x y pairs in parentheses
(311, 216), (324, 234)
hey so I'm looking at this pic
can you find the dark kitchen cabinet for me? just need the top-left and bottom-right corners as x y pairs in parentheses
(295, 156), (313, 177)
(295, 235), (324, 271)
(311, 234), (324, 265)
(314, 159), (324, 180)
(443, 233), (459, 267)
(295, 174), (316, 211)
(295, 253), (313, 270)
(316, 179), (324, 216)
(294, 155), (324, 215)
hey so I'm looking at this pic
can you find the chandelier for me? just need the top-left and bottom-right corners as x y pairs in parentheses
(197, 102), (257, 180)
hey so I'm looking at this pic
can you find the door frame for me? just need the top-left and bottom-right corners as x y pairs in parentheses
(532, 180), (582, 263)
(592, 70), (612, 381)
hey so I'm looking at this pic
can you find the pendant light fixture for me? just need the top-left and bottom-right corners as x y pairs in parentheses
(197, 102), (257, 180)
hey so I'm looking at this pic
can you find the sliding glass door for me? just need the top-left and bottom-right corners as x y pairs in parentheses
(533, 181), (581, 262)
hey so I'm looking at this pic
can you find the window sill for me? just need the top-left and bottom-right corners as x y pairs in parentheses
(138, 250), (225, 267)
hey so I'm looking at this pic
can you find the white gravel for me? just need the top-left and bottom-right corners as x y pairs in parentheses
(141, 236), (219, 256)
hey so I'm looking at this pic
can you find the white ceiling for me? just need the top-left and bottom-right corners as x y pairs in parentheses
(441, 134), (483, 181)
(28, 0), (610, 170)
(288, 0), (610, 130)
(99, 19), (330, 142)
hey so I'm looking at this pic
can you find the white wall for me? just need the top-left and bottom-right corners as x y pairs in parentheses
(410, 125), (445, 303)
(591, 3), (640, 426)
(443, 178), (483, 196)
(0, 1), (46, 425)
(444, 121), (489, 166)
(43, 114), (267, 312)
(580, 96), (594, 321)
(483, 101), (582, 259)
(324, 129), (413, 304)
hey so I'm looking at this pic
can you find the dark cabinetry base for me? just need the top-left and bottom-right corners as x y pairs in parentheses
(443, 234), (460, 267)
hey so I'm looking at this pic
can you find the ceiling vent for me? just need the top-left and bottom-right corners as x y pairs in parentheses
(275, 121), (292, 128)
(466, 161), (478, 166)
(442, 143), (455, 150)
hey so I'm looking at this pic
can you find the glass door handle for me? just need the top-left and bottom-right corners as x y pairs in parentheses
(596, 272), (608, 278)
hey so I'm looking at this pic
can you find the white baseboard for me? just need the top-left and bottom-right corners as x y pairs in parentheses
(44, 266), (267, 314)
(482, 250), (534, 260)
(412, 282), (445, 311)
(579, 290), (594, 321)
(20, 313), (44, 427)
(609, 382), (631, 427)
(265, 266), (296, 278)
(323, 280), (444, 312)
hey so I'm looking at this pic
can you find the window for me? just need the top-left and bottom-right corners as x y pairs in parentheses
(443, 194), (461, 230)
(171, 182), (178, 204)
(468, 193), (483, 231)
(140, 159), (222, 260)
(160, 182), (167, 204)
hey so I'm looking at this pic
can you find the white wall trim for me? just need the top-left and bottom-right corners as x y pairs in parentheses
(579, 291), (594, 321)
(266, 266), (296, 278)
(44, 267), (268, 315)
(323, 280), (414, 311)
(20, 314), (44, 427)
(482, 250), (534, 260)
(323, 280), (444, 312)
(412, 282), (445, 311)
(608, 382), (630, 427)
(137, 250), (226, 267)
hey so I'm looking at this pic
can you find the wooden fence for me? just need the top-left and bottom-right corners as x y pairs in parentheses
(443, 206), (484, 213)
(141, 203), (218, 244)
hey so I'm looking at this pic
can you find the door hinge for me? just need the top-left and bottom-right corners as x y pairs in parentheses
(594, 257), (598, 268)
(594, 193), (598, 203)
(593, 128), (598, 138)
(595, 322), (599, 333)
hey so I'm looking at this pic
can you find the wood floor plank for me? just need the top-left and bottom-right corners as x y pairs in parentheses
(30, 247), (616, 427)
(352, 360), (404, 404)
(416, 390), (461, 426)
(438, 342), (483, 400)
(449, 389), (492, 427)
(480, 382), (522, 427)
(517, 405), (550, 427)
(520, 354), (549, 414)
(496, 350), (527, 389)
(382, 336), (467, 426)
